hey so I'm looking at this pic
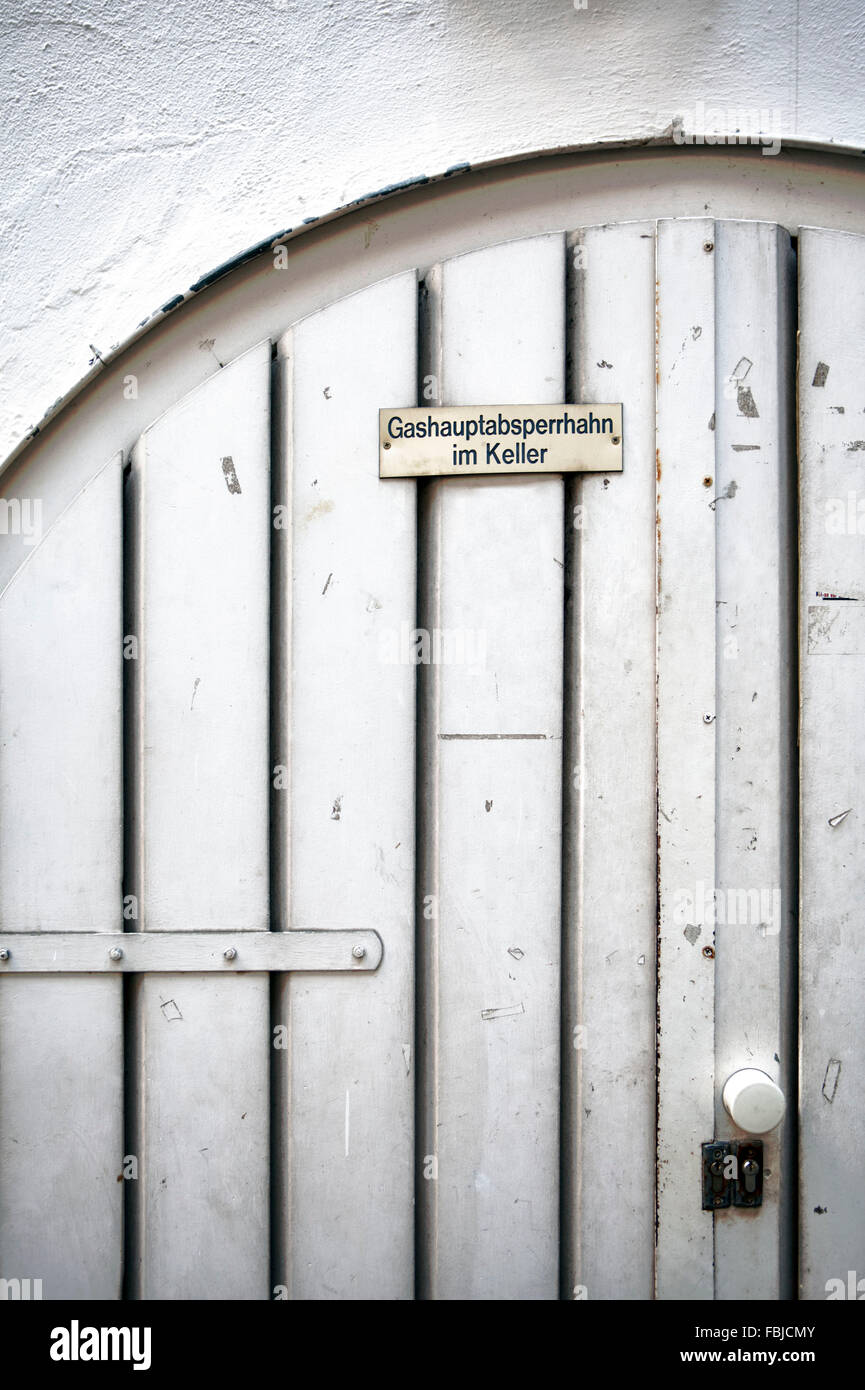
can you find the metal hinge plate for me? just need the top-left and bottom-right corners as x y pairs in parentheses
(0, 930), (382, 974)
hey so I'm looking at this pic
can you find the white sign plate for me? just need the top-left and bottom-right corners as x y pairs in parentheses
(379, 404), (622, 478)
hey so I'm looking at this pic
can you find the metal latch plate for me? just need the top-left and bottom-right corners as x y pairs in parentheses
(702, 1139), (764, 1210)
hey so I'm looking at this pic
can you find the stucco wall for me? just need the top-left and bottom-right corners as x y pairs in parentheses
(2, 0), (864, 462)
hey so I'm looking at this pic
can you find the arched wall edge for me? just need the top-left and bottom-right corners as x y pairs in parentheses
(2, 134), (865, 590)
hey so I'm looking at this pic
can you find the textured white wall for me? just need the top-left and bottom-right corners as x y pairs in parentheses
(2, 0), (864, 461)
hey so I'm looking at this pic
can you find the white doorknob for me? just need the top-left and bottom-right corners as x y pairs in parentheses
(722, 1068), (786, 1133)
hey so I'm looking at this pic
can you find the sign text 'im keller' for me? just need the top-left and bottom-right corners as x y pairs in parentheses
(379, 404), (623, 478)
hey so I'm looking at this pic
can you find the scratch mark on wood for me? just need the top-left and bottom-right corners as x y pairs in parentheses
(822, 1058), (842, 1103)
(439, 732), (549, 740)
(481, 1002), (525, 1021)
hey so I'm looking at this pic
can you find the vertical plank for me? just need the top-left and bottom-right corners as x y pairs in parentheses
(418, 234), (565, 1300)
(0, 457), (123, 1298)
(655, 218), (717, 1300)
(713, 220), (797, 1300)
(127, 342), (271, 1299)
(274, 273), (417, 1299)
(563, 222), (657, 1300)
(798, 226), (865, 1300)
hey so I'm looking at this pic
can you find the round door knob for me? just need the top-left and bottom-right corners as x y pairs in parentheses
(722, 1068), (786, 1133)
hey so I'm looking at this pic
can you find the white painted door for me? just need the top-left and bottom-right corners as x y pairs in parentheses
(0, 219), (861, 1302)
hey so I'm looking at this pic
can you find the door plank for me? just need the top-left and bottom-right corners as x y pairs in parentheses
(418, 234), (565, 1300)
(127, 342), (271, 1299)
(563, 222), (658, 1300)
(713, 219), (797, 1300)
(273, 273), (417, 1299)
(798, 226), (865, 1300)
(655, 218), (717, 1300)
(0, 456), (123, 1298)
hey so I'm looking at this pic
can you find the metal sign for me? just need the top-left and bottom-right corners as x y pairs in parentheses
(379, 404), (622, 478)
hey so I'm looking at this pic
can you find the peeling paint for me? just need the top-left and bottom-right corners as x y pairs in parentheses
(305, 498), (334, 524)
(221, 455), (241, 494)
(812, 362), (830, 387)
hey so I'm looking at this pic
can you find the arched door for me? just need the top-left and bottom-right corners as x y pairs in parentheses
(0, 204), (862, 1301)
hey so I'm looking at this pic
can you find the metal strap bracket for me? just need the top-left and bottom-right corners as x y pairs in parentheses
(0, 930), (383, 974)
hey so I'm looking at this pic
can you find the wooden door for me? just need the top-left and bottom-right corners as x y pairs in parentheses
(1, 221), (861, 1302)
